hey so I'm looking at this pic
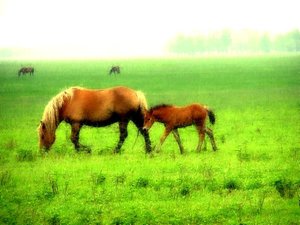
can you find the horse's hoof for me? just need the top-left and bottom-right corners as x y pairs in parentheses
(114, 149), (121, 154)
(145, 146), (152, 154)
(148, 152), (155, 158)
(75, 145), (92, 153)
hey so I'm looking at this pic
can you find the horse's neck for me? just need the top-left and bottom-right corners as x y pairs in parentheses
(44, 112), (62, 134)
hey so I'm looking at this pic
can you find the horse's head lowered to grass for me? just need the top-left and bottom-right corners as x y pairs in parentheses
(37, 88), (72, 151)
(38, 121), (56, 150)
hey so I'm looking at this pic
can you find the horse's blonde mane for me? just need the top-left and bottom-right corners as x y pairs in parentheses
(41, 87), (74, 132)
(135, 90), (148, 113)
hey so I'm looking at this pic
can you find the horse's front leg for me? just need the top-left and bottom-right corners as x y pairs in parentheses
(114, 121), (129, 153)
(205, 128), (217, 151)
(156, 127), (172, 153)
(70, 122), (90, 152)
(139, 128), (152, 153)
(172, 129), (184, 154)
(71, 122), (82, 150)
(132, 117), (152, 153)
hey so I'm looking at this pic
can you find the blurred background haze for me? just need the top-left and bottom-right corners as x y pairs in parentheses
(0, 0), (299, 58)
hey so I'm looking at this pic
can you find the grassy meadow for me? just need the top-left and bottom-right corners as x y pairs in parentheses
(0, 55), (299, 224)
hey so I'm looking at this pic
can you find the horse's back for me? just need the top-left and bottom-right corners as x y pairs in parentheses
(190, 103), (206, 111)
(61, 87), (140, 122)
(173, 104), (207, 125)
(189, 104), (208, 121)
(111, 86), (139, 104)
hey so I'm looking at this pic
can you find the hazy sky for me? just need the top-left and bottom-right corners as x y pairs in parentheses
(0, 0), (299, 57)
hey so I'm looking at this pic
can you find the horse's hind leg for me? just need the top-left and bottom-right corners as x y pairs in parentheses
(196, 124), (205, 152)
(115, 121), (129, 153)
(172, 129), (184, 154)
(205, 128), (217, 151)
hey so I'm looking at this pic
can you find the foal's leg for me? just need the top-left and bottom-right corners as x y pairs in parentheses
(196, 124), (205, 152)
(205, 128), (217, 151)
(156, 127), (172, 153)
(172, 129), (184, 154)
(115, 120), (129, 153)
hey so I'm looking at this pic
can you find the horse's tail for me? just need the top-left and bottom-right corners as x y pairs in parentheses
(205, 107), (216, 125)
(136, 91), (148, 114)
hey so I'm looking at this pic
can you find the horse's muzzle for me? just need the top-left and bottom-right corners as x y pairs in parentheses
(39, 145), (50, 153)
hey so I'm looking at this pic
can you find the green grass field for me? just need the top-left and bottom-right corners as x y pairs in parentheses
(0, 55), (299, 224)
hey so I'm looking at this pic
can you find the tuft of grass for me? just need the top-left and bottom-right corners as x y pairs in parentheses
(274, 179), (298, 198)
(4, 139), (18, 150)
(48, 214), (60, 225)
(180, 184), (191, 197)
(37, 173), (59, 200)
(0, 170), (11, 186)
(114, 173), (126, 186)
(134, 177), (150, 188)
(91, 172), (106, 186)
(224, 179), (240, 192)
(15, 149), (37, 162)
(236, 145), (251, 162)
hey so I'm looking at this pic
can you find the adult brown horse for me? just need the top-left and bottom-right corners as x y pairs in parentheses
(18, 67), (34, 76)
(143, 104), (217, 154)
(38, 86), (152, 153)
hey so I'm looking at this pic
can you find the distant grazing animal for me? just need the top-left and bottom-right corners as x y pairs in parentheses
(143, 104), (217, 153)
(18, 67), (34, 76)
(38, 86), (152, 153)
(109, 66), (120, 75)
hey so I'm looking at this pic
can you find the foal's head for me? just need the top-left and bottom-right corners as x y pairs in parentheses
(143, 104), (172, 130)
(143, 111), (155, 130)
(38, 121), (56, 151)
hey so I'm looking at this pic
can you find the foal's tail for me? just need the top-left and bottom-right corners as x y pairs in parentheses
(136, 91), (148, 114)
(206, 107), (216, 125)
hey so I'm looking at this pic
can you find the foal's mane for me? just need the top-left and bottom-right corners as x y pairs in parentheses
(150, 104), (173, 112)
(41, 87), (74, 132)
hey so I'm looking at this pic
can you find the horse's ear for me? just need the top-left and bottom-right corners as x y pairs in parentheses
(40, 121), (46, 129)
